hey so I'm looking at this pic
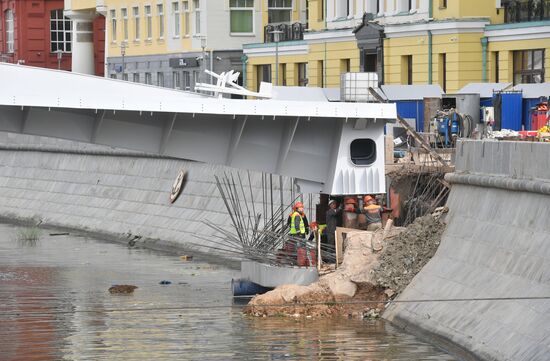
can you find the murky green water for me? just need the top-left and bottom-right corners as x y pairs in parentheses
(0, 223), (457, 360)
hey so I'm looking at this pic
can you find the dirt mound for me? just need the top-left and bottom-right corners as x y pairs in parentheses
(372, 215), (445, 294)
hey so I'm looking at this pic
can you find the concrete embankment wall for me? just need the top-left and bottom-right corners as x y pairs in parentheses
(0, 132), (302, 260)
(384, 140), (550, 361)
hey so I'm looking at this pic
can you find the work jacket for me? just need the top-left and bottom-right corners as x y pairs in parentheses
(289, 211), (306, 235)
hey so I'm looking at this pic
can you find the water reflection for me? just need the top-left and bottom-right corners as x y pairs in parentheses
(0, 223), (456, 360)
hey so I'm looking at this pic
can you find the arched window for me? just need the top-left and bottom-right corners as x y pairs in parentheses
(5, 9), (14, 53)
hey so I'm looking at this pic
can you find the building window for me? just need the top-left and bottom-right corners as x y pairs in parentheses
(122, 73), (129, 81)
(335, 0), (349, 18)
(110, 73), (117, 79)
(50, 10), (72, 53)
(281, 63), (287, 86)
(363, 51), (377, 72)
(193, 70), (199, 88)
(180, 71), (190, 90)
(397, 0), (412, 12)
(193, 0), (201, 34)
(340, 58), (350, 74)
(5, 9), (14, 53)
(317, 60), (324, 87)
(110, 9), (117, 42)
(439, 0), (447, 9)
(133, 7), (140, 40)
(173, 71), (181, 89)
(350, 139), (376, 166)
(268, 0), (292, 23)
(145, 72), (152, 84)
(172, 2), (180, 37)
(402, 55), (413, 85)
(494, 51), (499, 83)
(439, 53), (446, 92)
(145, 5), (152, 39)
(157, 72), (164, 86)
(230, 0), (254, 34)
(133, 73), (140, 82)
(157, 4), (165, 38)
(183, 1), (190, 35)
(256, 64), (271, 90)
(514, 49), (545, 84)
(297, 62), (307, 86)
(121, 8), (129, 40)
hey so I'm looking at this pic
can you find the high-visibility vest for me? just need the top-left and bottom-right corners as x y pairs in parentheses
(290, 211), (306, 235)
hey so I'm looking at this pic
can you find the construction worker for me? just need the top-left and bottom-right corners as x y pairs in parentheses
(325, 199), (341, 247)
(288, 201), (309, 238)
(362, 195), (383, 231)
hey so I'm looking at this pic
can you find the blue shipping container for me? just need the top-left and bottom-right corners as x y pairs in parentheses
(395, 101), (425, 132)
(501, 93), (523, 131)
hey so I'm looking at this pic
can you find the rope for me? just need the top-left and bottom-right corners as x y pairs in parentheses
(6, 296), (550, 317)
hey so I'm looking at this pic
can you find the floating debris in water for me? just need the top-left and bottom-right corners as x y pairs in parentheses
(108, 285), (138, 294)
(159, 280), (172, 285)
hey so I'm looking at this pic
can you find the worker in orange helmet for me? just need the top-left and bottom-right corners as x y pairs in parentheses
(361, 195), (383, 231)
(287, 201), (310, 238)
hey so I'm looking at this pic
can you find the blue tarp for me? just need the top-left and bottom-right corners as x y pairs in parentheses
(395, 100), (424, 132)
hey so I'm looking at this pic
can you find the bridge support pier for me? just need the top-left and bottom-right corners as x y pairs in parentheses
(64, 10), (96, 75)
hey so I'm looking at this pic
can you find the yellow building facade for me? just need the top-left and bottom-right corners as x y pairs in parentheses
(383, 0), (550, 92)
(243, 0), (364, 90)
(65, 0), (268, 88)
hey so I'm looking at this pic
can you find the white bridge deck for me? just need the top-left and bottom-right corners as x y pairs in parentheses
(0, 64), (396, 194)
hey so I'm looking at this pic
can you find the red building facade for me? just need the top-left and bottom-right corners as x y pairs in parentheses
(0, 0), (105, 76)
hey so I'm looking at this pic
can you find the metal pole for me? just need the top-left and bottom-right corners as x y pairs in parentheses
(121, 42), (126, 80)
(275, 40), (279, 86)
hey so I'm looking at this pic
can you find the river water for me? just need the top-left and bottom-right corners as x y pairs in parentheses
(0, 223), (457, 360)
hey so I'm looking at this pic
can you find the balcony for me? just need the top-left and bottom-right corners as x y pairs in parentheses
(264, 23), (305, 43)
(503, 0), (550, 23)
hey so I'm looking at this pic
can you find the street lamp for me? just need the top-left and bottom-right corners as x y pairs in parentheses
(120, 41), (128, 80)
(269, 30), (283, 85)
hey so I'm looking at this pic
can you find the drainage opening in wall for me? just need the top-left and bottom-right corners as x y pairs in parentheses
(350, 138), (376, 166)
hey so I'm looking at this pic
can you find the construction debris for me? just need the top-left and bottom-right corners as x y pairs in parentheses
(245, 214), (446, 318)
(372, 215), (446, 294)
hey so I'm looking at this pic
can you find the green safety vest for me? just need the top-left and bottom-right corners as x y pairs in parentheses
(290, 211), (306, 235)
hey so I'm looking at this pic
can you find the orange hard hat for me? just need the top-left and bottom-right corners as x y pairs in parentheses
(364, 195), (374, 203)
(310, 221), (318, 229)
(293, 201), (304, 210)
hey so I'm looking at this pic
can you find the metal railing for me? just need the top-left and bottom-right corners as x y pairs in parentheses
(264, 22), (305, 43)
(504, 0), (550, 23)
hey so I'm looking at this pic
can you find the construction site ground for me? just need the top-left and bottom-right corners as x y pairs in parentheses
(245, 214), (447, 318)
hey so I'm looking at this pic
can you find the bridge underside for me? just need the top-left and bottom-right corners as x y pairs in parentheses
(0, 64), (395, 195)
